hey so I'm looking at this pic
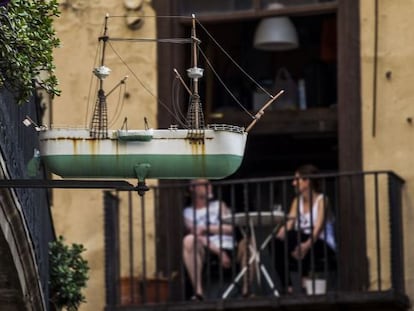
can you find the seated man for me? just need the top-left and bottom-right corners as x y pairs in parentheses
(182, 179), (234, 300)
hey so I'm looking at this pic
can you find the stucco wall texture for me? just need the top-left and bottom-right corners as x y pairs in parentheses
(51, 1), (157, 310)
(361, 0), (414, 299)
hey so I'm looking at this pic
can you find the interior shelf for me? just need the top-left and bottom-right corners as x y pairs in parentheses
(180, 1), (338, 24)
(208, 107), (337, 135)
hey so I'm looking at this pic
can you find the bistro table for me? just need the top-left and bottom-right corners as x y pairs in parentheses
(221, 210), (288, 298)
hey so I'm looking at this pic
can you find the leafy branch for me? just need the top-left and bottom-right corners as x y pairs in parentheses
(0, 0), (60, 104)
(49, 236), (89, 311)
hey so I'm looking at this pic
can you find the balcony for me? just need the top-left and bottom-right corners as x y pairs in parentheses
(104, 171), (409, 311)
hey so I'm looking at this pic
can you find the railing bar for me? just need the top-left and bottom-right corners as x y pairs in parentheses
(177, 188), (186, 302)
(334, 176), (341, 291)
(310, 185), (315, 293)
(321, 178), (328, 287)
(348, 174), (354, 276)
(256, 182), (262, 291)
(243, 182), (250, 294)
(217, 185), (224, 291)
(152, 190), (160, 303)
(374, 173), (382, 291)
(269, 181), (274, 218)
(153, 188), (160, 302)
(128, 191), (135, 304)
(294, 180), (303, 294)
(103, 191), (118, 306)
(190, 184), (199, 297)
(230, 184), (237, 277)
(388, 174), (405, 292)
(269, 181), (276, 290)
(282, 179), (289, 293)
(349, 174), (358, 291)
(205, 182), (211, 295)
(140, 195), (147, 303)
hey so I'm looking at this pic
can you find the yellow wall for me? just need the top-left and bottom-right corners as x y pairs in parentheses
(361, 0), (414, 297)
(52, 1), (157, 310)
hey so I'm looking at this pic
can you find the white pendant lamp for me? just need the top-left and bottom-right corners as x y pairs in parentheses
(253, 3), (299, 51)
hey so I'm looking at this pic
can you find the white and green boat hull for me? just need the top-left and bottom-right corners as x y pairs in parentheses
(38, 127), (247, 180)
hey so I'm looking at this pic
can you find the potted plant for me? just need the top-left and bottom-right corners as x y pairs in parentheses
(49, 236), (89, 311)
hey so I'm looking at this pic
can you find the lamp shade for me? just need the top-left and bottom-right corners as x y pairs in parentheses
(253, 2), (299, 51)
(254, 16), (299, 51)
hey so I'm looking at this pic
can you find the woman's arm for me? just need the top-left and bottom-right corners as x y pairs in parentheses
(276, 198), (298, 239)
(292, 195), (328, 259)
(307, 196), (328, 242)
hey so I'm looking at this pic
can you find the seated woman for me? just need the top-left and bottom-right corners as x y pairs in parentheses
(274, 164), (336, 293)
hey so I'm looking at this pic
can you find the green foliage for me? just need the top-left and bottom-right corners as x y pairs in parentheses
(49, 236), (89, 311)
(0, 0), (60, 104)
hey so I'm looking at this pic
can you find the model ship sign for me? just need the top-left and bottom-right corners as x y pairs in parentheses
(27, 14), (283, 194)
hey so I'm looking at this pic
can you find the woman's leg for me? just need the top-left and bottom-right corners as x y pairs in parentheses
(285, 230), (309, 273)
(304, 239), (336, 278)
(273, 237), (287, 289)
(274, 230), (301, 291)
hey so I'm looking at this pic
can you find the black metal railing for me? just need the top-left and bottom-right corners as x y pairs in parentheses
(0, 90), (55, 308)
(104, 171), (406, 309)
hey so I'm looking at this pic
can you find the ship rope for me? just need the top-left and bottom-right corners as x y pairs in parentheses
(196, 19), (275, 110)
(197, 46), (254, 119)
(107, 41), (188, 128)
(108, 80), (127, 128)
(172, 76), (189, 127)
(87, 71), (100, 128)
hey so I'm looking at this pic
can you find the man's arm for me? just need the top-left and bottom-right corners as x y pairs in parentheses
(205, 201), (233, 235)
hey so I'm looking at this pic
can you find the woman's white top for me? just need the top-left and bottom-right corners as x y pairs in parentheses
(183, 200), (234, 250)
(295, 194), (336, 250)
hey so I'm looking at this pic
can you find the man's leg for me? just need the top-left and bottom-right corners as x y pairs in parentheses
(183, 234), (205, 297)
(237, 237), (255, 295)
(205, 243), (231, 269)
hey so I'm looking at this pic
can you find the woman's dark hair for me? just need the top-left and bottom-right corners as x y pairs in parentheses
(296, 164), (321, 193)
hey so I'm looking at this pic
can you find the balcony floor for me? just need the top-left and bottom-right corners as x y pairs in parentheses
(107, 291), (410, 311)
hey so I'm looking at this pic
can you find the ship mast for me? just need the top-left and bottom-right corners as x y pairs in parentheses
(90, 14), (111, 138)
(186, 14), (205, 130)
